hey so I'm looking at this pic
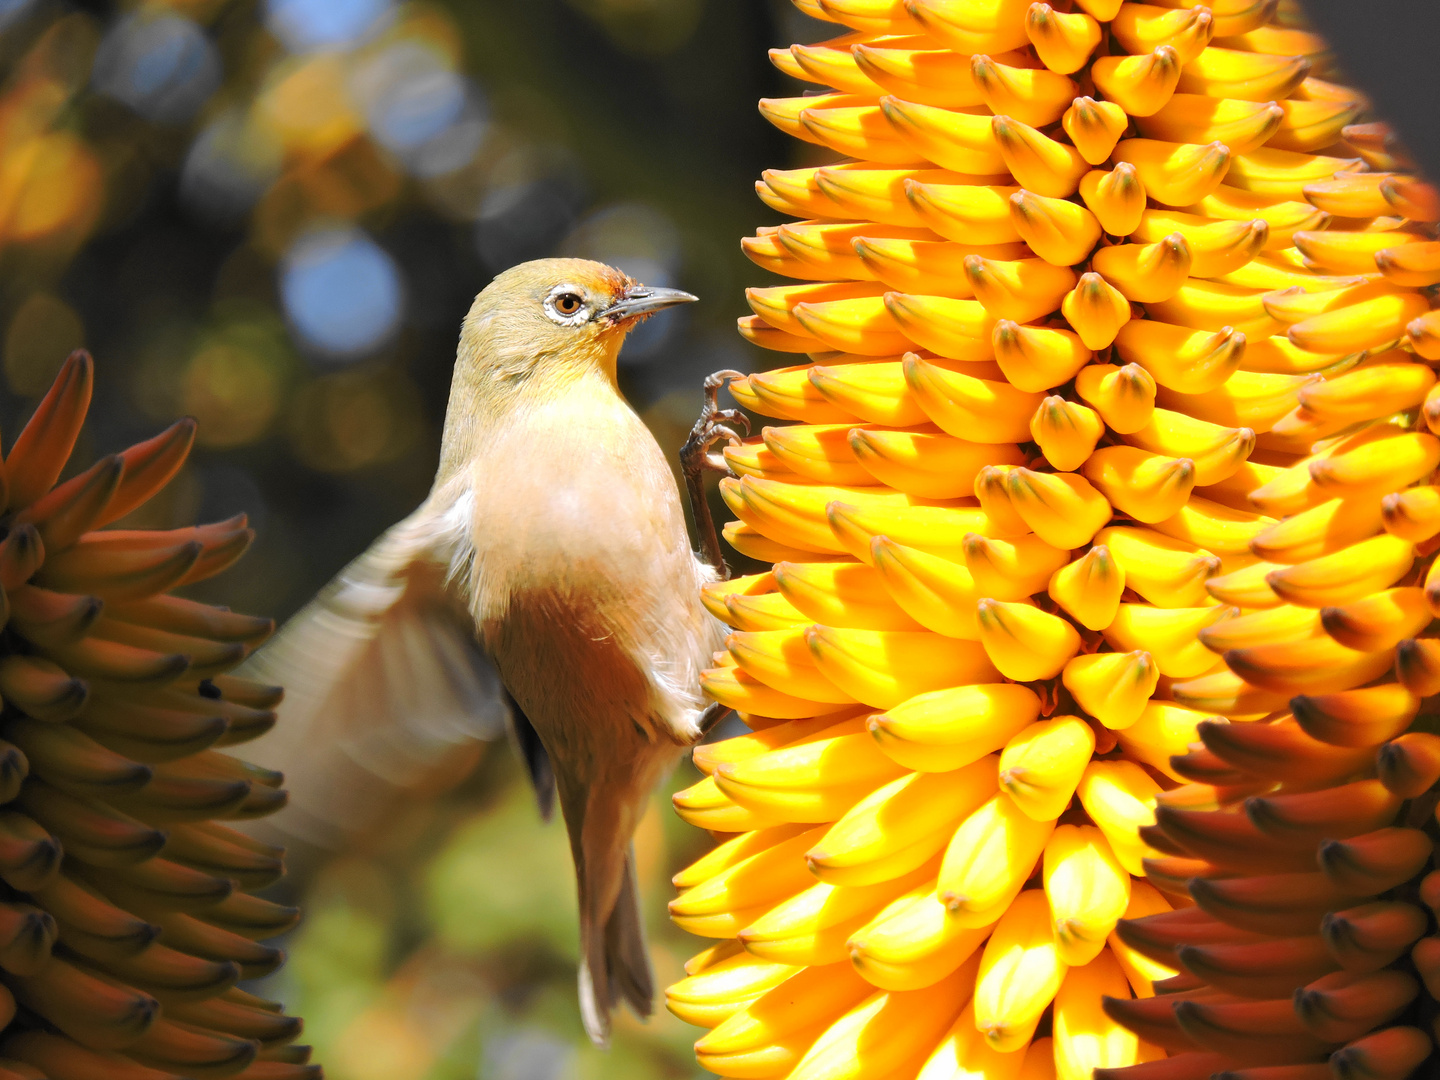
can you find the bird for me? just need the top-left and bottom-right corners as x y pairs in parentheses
(240, 258), (748, 1045)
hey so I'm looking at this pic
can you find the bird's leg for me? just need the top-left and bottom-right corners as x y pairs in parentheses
(681, 369), (749, 579)
(697, 701), (735, 739)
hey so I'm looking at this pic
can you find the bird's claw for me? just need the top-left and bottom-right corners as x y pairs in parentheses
(681, 369), (747, 579)
(682, 370), (749, 474)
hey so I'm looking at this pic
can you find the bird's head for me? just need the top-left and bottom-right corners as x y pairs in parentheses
(456, 257), (697, 393)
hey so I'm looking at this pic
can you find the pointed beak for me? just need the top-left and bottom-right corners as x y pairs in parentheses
(602, 284), (698, 324)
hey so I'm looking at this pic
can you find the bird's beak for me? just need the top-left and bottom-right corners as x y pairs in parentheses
(602, 284), (698, 324)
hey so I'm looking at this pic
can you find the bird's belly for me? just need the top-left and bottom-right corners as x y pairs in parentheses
(483, 583), (676, 763)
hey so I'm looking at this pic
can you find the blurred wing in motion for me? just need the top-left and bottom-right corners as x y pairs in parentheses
(239, 501), (512, 859)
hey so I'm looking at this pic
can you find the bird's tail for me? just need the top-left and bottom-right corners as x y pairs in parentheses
(578, 845), (653, 1046)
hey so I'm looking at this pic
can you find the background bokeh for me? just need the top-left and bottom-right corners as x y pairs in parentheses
(0, 0), (831, 1076)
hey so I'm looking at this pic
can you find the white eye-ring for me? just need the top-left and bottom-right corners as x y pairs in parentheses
(543, 285), (590, 326)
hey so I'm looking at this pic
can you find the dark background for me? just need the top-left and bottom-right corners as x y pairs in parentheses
(1295, 0), (1440, 184)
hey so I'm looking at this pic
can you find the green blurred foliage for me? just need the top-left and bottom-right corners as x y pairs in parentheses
(273, 753), (719, 1079)
(427, 783), (579, 957)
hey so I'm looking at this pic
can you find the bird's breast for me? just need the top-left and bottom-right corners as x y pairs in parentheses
(459, 379), (720, 747)
(467, 386), (692, 602)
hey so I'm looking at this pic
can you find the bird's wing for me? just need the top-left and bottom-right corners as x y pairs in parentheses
(237, 500), (512, 856)
(504, 694), (557, 822)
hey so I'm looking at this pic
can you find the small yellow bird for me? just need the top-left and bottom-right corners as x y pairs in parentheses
(244, 258), (744, 1044)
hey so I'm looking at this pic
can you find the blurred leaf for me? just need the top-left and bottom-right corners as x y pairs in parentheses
(426, 778), (580, 959)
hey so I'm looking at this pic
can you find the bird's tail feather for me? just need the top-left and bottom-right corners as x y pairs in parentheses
(606, 853), (654, 1014)
(578, 846), (653, 1047)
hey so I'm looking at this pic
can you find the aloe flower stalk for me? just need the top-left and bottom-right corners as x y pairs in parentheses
(0, 352), (312, 1080)
(666, 1), (1440, 1077)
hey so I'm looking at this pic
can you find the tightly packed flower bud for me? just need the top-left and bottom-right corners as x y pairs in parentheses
(0, 352), (311, 1079)
(671, 1), (1440, 1077)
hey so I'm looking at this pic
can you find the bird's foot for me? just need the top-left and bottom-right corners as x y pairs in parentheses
(682, 370), (750, 473)
(681, 369), (748, 578)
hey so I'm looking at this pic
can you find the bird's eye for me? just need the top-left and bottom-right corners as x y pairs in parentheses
(542, 286), (590, 326)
